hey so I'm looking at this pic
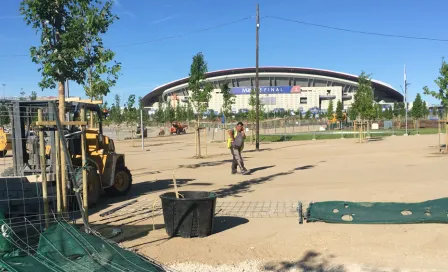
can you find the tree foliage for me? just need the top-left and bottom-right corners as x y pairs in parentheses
(0, 104), (10, 126)
(109, 94), (123, 126)
(326, 100), (334, 120)
(383, 107), (393, 120)
(304, 110), (312, 119)
(347, 107), (357, 121)
(188, 52), (213, 120)
(154, 98), (165, 123)
(352, 72), (375, 120)
(411, 93), (424, 120)
(165, 99), (175, 123)
(335, 100), (344, 122)
(30, 91), (37, 100)
(423, 58), (448, 114)
(220, 80), (235, 120)
(20, 0), (121, 98)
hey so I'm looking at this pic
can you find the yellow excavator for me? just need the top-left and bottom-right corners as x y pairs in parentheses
(0, 127), (11, 157)
(3, 100), (132, 210)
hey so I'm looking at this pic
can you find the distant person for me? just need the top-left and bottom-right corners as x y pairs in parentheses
(228, 122), (249, 175)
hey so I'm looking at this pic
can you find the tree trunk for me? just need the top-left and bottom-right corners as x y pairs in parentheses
(58, 81), (67, 213)
(197, 113), (201, 158)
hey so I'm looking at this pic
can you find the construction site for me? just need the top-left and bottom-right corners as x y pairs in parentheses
(0, 99), (447, 272)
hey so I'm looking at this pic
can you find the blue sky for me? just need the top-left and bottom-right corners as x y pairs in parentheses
(0, 0), (447, 106)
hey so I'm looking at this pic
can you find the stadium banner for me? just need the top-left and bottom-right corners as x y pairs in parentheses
(260, 97), (276, 105)
(231, 86), (301, 95)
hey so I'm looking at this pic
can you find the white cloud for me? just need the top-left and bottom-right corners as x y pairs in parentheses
(150, 15), (176, 25)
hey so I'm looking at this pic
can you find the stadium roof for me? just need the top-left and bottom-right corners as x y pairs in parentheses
(142, 66), (402, 106)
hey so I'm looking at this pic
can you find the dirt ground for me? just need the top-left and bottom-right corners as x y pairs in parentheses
(87, 133), (448, 272)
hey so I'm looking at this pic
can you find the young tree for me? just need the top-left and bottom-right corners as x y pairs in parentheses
(248, 88), (257, 125)
(154, 98), (165, 124)
(188, 52), (213, 157)
(109, 94), (123, 127)
(138, 96), (150, 126)
(30, 91), (37, 100)
(165, 99), (175, 123)
(422, 101), (429, 119)
(383, 107), (393, 120)
(347, 107), (357, 121)
(207, 109), (217, 121)
(423, 58), (448, 116)
(335, 100), (344, 127)
(327, 100), (334, 120)
(351, 71), (375, 121)
(305, 110), (312, 120)
(220, 80), (235, 122)
(20, 0), (120, 108)
(411, 93), (424, 133)
(123, 95), (138, 127)
(186, 100), (195, 122)
(19, 90), (26, 100)
(0, 104), (10, 126)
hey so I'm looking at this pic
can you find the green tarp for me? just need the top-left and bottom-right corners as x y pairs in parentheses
(0, 222), (166, 272)
(306, 198), (448, 224)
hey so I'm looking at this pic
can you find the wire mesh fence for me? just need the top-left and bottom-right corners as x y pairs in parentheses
(0, 101), (171, 271)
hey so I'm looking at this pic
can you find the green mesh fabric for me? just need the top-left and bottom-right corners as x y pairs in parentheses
(0, 222), (165, 272)
(0, 212), (12, 257)
(306, 198), (448, 224)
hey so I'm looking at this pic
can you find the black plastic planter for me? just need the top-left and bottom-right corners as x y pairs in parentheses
(160, 191), (217, 238)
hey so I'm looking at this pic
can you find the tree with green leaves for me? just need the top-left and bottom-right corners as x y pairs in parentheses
(305, 110), (312, 120)
(347, 107), (357, 121)
(207, 109), (216, 121)
(248, 88), (257, 125)
(352, 72), (375, 121)
(327, 100), (334, 120)
(30, 91), (37, 100)
(165, 99), (175, 123)
(19, 90), (26, 101)
(20, 0), (121, 102)
(188, 52), (213, 157)
(109, 94), (123, 127)
(154, 98), (165, 124)
(186, 100), (195, 122)
(0, 104), (10, 126)
(422, 101), (429, 119)
(138, 96), (150, 126)
(411, 93), (424, 134)
(383, 107), (393, 120)
(220, 80), (235, 122)
(423, 58), (448, 117)
(335, 100), (344, 127)
(123, 95), (138, 127)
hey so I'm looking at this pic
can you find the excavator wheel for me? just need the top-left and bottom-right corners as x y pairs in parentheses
(105, 166), (133, 196)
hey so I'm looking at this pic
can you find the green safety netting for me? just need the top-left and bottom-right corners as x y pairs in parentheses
(0, 221), (166, 272)
(306, 198), (448, 224)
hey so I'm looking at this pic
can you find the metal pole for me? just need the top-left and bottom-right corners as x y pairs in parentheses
(80, 107), (88, 222)
(255, 3), (260, 151)
(38, 109), (50, 228)
(140, 109), (144, 151)
(404, 65), (408, 136)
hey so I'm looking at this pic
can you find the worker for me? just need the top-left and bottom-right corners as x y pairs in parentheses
(228, 121), (249, 175)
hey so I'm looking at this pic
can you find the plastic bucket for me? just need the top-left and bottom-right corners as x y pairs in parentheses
(160, 191), (217, 238)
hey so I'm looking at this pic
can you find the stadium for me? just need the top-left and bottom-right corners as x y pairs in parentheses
(142, 67), (403, 114)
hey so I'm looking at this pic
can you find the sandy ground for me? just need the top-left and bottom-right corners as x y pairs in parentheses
(73, 133), (448, 271)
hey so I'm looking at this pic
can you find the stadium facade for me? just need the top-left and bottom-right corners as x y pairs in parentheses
(142, 67), (403, 114)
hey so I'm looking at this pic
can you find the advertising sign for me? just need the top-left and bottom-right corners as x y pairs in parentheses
(231, 86), (301, 95)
